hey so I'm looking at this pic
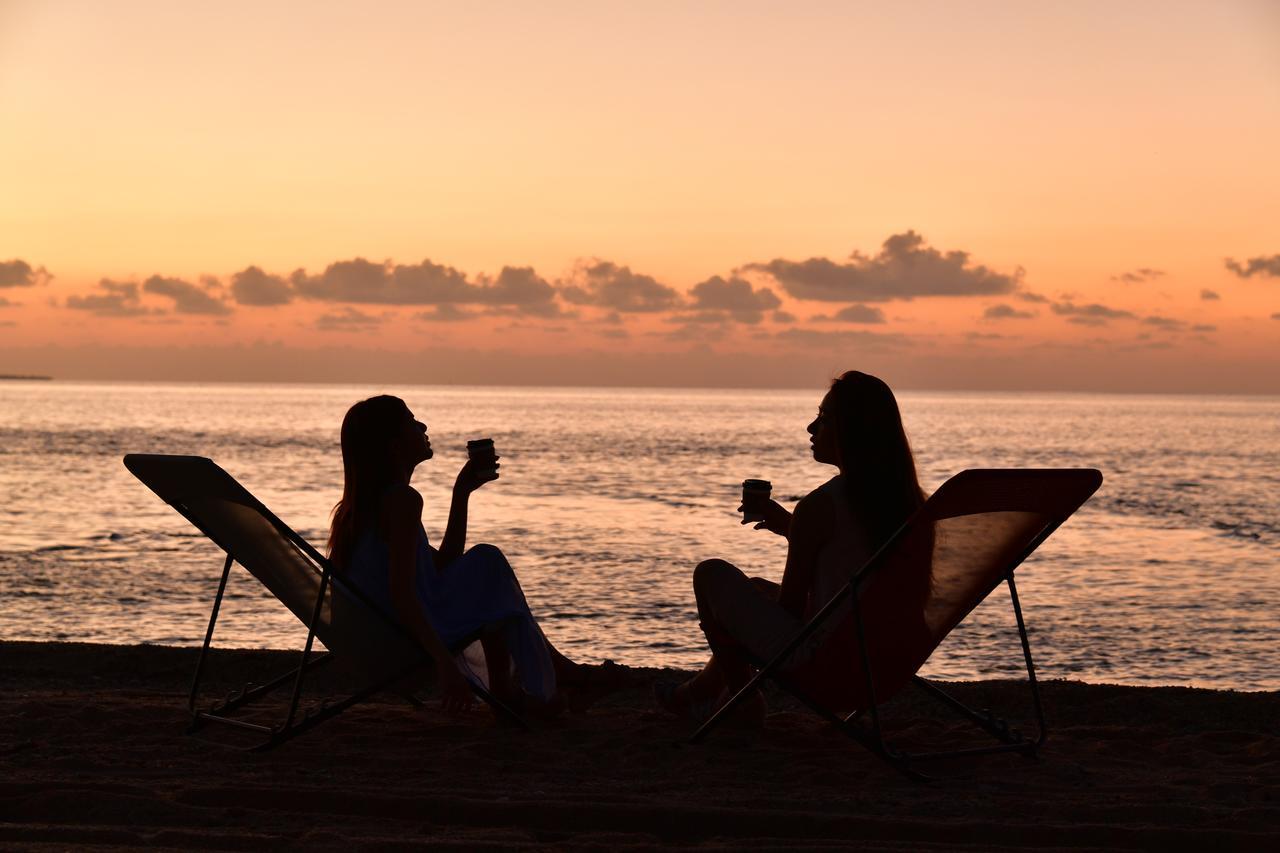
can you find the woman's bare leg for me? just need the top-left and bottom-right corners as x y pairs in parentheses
(479, 631), (521, 705)
(656, 560), (768, 722)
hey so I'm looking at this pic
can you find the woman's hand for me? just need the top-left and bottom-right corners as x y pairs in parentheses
(740, 498), (792, 537)
(437, 660), (475, 713)
(454, 455), (500, 496)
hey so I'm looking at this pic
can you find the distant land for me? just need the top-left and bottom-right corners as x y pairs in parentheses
(0, 374), (52, 381)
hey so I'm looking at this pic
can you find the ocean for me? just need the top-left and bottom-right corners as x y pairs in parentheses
(1, 381), (1276, 690)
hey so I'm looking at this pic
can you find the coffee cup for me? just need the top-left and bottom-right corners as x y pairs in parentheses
(467, 438), (497, 473)
(741, 478), (772, 523)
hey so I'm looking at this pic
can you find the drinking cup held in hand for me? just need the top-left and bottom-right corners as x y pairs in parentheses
(467, 438), (498, 475)
(741, 479), (772, 523)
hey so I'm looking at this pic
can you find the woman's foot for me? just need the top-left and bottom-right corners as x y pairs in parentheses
(487, 686), (566, 723)
(653, 679), (767, 728)
(565, 660), (633, 713)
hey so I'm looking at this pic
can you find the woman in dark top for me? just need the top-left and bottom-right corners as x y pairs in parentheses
(657, 371), (931, 724)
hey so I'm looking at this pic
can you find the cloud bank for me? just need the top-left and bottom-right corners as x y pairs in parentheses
(744, 231), (1022, 302)
(1225, 255), (1280, 279)
(65, 280), (153, 317)
(231, 266), (292, 306)
(685, 275), (781, 324)
(143, 276), (232, 315)
(1110, 268), (1164, 284)
(984, 304), (1036, 320)
(560, 260), (683, 312)
(0, 259), (51, 288)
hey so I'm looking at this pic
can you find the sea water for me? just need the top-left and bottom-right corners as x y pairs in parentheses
(1, 381), (1276, 689)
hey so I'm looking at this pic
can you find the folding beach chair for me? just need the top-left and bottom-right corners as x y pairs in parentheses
(690, 468), (1102, 780)
(123, 453), (526, 750)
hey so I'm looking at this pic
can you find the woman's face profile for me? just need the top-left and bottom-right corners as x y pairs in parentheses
(394, 406), (433, 466)
(807, 391), (841, 466)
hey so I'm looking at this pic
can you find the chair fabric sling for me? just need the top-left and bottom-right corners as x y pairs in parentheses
(690, 468), (1103, 780)
(123, 453), (525, 748)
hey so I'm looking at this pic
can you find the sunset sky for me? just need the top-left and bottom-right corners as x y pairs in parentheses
(2, 0), (1278, 391)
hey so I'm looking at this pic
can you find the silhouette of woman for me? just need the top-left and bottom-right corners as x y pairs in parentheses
(328, 395), (606, 716)
(656, 371), (929, 724)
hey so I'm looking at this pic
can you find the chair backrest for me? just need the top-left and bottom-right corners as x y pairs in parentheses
(123, 454), (424, 676)
(792, 468), (1101, 708)
(908, 467), (1098, 637)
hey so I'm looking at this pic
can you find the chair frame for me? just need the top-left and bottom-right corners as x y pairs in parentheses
(690, 470), (1099, 781)
(128, 456), (527, 751)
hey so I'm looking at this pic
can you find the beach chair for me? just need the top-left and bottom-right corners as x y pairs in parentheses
(123, 453), (526, 750)
(690, 468), (1102, 780)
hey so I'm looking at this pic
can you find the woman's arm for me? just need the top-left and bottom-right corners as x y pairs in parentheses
(384, 486), (473, 711)
(436, 457), (499, 569)
(776, 492), (834, 619)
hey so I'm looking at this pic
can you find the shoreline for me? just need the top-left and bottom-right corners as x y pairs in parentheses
(1, 641), (1276, 849)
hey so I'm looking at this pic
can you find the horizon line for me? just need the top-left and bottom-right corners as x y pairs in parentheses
(4, 376), (1278, 399)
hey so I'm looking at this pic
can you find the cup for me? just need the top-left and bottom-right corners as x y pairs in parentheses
(741, 479), (772, 523)
(467, 438), (497, 474)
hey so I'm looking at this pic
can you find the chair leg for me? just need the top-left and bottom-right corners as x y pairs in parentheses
(188, 553), (234, 718)
(894, 575), (1046, 762)
(190, 653), (336, 732)
(691, 575), (1046, 778)
(1007, 573), (1048, 749)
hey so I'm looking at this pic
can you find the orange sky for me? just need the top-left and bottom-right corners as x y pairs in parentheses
(2, 1), (1278, 391)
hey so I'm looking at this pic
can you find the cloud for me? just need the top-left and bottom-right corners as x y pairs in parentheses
(686, 275), (781, 323)
(291, 258), (560, 316)
(773, 327), (908, 349)
(560, 260), (683, 312)
(414, 304), (478, 322)
(666, 310), (733, 326)
(0, 259), (51, 288)
(983, 304), (1035, 320)
(1225, 255), (1280, 279)
(744, 231), (1021, 302)
(1141, 315), (1185, 330)
(293, 258), (471, 304)
(477, 266), (561, 316)
(660, 322), (729, 342)
(0, 296), (15, 307)
(1272, 313), (1280, 321)
(1051, 302), (1136, 325)
(231, 266), (293, 306)
(1017, 291), (1049, 303)
(1191, 324), (1216, 333)
(771, 310), (796, 324)
(813, 304), (887, 324)
(315, 307), (387, 331)
(1110, 268), (1164, 284)
(65, 280), (155, 317)
(143, 275), (232, 315)
(1200, 289), (1220, 301)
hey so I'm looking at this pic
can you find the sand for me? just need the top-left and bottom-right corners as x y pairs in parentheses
(1, 641), (1276, 850)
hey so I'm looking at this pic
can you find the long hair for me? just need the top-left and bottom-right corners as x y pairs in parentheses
(826, 371), (927, 546)
(327, 395), (411, 571)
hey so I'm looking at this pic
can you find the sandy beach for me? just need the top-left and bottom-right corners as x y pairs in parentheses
(0, 641), (1275, 850)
